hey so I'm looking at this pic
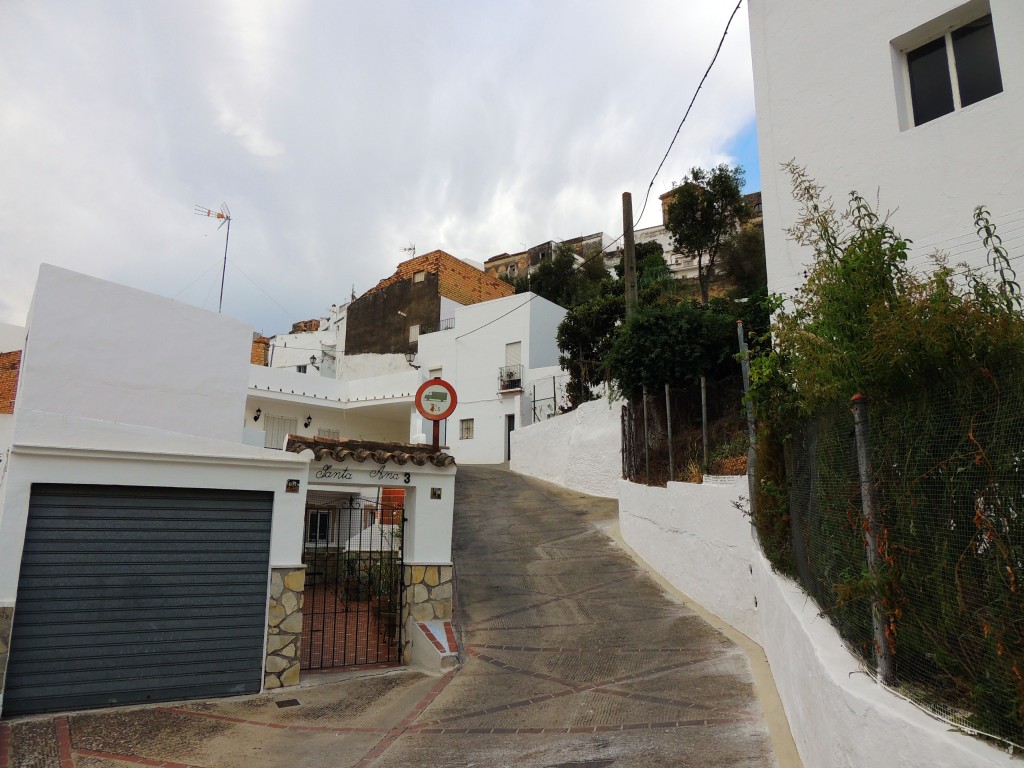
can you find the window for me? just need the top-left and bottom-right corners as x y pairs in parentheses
(296, 365), (307, 373)
(460, 419), (474, 440)
(904, 13), (1002, 126)
(307, 511), (330, 542)
(409, 324), (419, 343)
(413, 270), (426, 283)
(428, 368), (442, 380)
(317, 428), (340, 439)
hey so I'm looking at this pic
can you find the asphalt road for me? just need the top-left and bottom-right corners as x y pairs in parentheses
(1, 466), (784, 768)
(374, 465), (780, 767)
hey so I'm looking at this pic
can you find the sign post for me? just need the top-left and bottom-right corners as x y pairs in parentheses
(414, 378), (458, 451)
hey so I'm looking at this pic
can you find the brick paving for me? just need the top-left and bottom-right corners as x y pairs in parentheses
(300, 589), (398, 670)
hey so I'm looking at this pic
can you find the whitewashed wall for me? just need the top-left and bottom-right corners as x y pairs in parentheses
(18, 265), (251, 443)
(0, 266), (309, 603)
(749, 0), (1024, 299)
(619, 478), (1015, 768)
(509, 398), (622, 498)
(416, 292), (566, 465)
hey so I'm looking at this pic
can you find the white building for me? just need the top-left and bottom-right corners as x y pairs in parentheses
(0, 322), (25, 475)
(247, 291), (569, 466)
(265, 302), (348, 376)
(749, 0), (1024, 294)
(414, 292), (568, 465)
(0, 266), (459, 716)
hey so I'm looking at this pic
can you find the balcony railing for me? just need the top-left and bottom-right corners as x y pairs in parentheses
(418, 317), (455, 335)
(498, 364), (523, 392)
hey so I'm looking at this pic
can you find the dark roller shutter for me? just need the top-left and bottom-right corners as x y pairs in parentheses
(4, 484), (273, 716)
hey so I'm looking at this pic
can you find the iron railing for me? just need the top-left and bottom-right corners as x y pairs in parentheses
(498, 364), (523, 391)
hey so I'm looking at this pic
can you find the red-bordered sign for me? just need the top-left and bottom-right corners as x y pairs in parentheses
(415, 378), (458, 421)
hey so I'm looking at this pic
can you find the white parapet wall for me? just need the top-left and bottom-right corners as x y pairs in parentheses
(509, 397), (622, 498)
(618, 477), (1016, 768)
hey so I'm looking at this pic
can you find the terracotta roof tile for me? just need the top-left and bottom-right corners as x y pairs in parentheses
(285, 436), (456, 468)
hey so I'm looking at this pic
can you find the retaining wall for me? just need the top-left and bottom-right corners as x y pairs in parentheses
(510, 398), (622, 498)
(618, 477), (1015, 768)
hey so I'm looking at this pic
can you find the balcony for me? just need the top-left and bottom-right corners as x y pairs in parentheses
(419, 317), (455, 335)
(498, 365), (523, 393)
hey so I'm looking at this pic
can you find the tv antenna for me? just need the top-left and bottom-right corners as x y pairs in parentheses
(194, 203), (232, 313)
(401, 243), (416, 259)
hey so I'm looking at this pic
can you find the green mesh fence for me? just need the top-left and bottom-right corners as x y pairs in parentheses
(788, 376), (1024, 748)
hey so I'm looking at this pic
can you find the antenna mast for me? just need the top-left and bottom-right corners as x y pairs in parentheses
(194, 203), (232, 313)
(401, 243), (416, 260)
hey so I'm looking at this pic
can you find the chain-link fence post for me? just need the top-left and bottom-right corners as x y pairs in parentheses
(665, 383), (674, 483)
(737, 321), (757, 519)
(850, 393), (894, 685)
(642, 387), (650, 484)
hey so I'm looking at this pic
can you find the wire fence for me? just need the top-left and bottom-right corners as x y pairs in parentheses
(527, 373), (573, 423)
(621, 374), (749, 486)
(784, 374), (1024, 749)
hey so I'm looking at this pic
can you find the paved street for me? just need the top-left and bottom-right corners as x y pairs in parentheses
(1, 466), (785, 767)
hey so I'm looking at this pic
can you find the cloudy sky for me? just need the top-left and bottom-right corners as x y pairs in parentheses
(0, 1), (757, 335)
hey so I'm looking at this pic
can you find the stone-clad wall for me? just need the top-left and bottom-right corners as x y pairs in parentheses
(265, 567), (304, 689)
(401, 565), (453, 663)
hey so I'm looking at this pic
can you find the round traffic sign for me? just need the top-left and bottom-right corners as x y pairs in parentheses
(415, 378), (458, 421)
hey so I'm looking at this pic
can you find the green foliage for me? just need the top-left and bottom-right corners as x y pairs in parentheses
(500, 272), (531, 294)
(750, 162), (1024, 743)
(718, 226), (767, 299)
(556, 288), (624, 407)
(665, 164), (749, 304)
(527, 244), (606, 309)
(605, 299), (738, 401)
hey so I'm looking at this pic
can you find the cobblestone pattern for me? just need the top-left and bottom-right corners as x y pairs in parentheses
(400, 565), (453, 663)
(265, 567), (304, 690)
(0, 605), (13, 700)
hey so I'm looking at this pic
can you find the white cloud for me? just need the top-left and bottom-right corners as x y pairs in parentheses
(0, 0), (757, 334)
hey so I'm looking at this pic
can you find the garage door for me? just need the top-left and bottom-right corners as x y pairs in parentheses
(4, 484), (273, 716)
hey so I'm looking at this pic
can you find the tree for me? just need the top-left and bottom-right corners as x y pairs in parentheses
(718, 226), (767, 299)
(665, 164), (749, 304)
(529, 244), (606, 309)
(605, 299), (738, 401)
(556, 288), (624, 407)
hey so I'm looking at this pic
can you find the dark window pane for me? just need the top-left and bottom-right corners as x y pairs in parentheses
(952, 14), (1003, 107)
(908, 37), (955, 125)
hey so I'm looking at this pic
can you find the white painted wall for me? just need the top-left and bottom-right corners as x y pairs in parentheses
(416, 292), (568, 464)
(749, 0), (1024, 298)
(0, 266), (309, 602)
(618, 477), (1016, 768)
(0, 324), (25, 476)
(509, 398), (622, 498)
(18, 265), (251, 442)
(0, 324), (25, 353)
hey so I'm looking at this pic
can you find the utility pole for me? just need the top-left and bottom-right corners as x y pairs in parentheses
(622, 192), (638, 318)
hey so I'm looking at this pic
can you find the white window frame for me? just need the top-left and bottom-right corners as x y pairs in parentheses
(893, 1), (1001, 130)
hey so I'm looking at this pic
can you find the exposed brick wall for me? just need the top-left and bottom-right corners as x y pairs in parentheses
(251, 336), (271, 366)
(291, 319), (320, 333)
(364, 250), (513, 306)
(0, 350), (22, 415)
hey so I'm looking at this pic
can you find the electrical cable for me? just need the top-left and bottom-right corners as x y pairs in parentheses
(456, 4), (745, 342)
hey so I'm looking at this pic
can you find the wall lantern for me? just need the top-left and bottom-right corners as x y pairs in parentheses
(253, 408), (262, 422)
(404, 349), (420, 370)
(304, 415), (312, 428)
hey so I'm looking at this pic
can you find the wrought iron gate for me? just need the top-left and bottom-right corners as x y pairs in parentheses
(300, 492), (405, 670)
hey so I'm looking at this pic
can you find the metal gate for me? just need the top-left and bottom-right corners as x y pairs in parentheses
(300, 491), (405, 670)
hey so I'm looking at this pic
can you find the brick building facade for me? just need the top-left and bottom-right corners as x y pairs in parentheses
(0, 350), (21, 415)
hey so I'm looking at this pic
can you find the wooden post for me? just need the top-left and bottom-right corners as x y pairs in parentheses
(623, 192), (638, 318)
(850, 394), (894, 685)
